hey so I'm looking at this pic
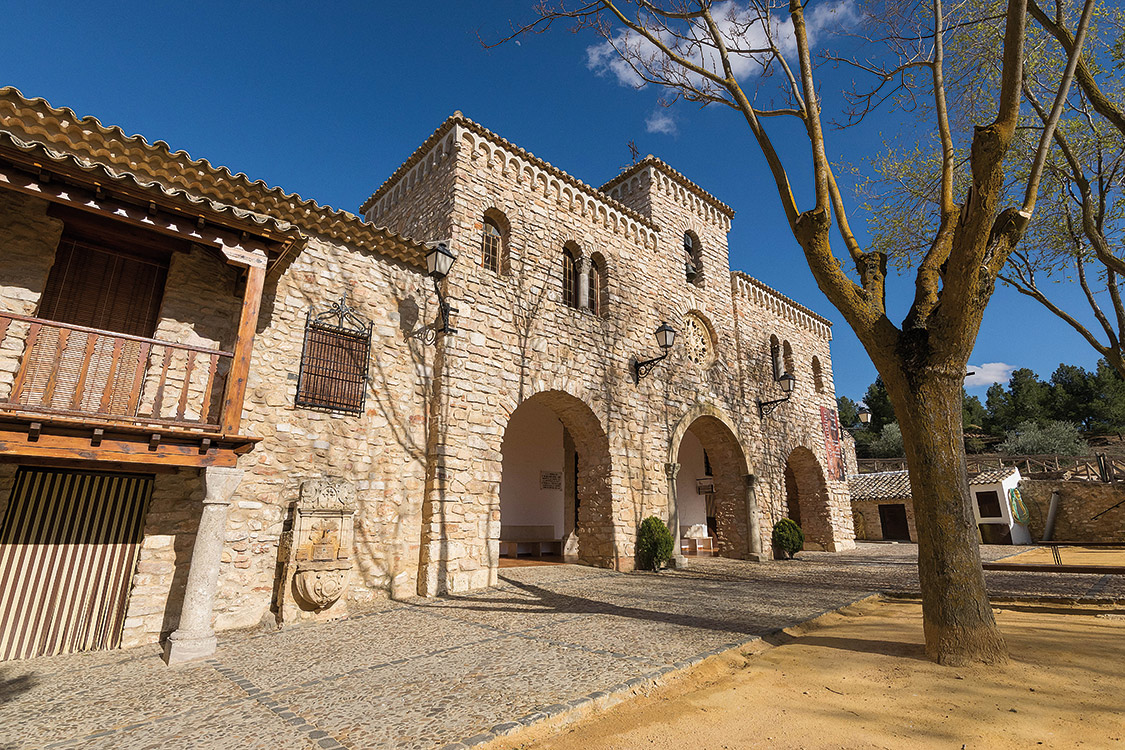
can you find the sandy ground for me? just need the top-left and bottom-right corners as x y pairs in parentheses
(1004, 546), (1125, 566)
(494, 599), (1125, 750)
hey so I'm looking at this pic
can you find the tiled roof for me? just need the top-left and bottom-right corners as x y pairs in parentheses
(850, 466), (1020, 501)
(972, 467), (1020, 485)
(0, 87), (428, 268)
(359, 112), (659, 231)
(848, 471), (912, 501)
(601, 155), (735, 218)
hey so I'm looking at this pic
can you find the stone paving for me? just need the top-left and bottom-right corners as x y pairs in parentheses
(1, 543), (1121, 750)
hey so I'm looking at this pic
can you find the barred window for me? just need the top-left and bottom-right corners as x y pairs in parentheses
(562, 247), (579, 308)
(295, 301), (371, 414)
(481, 219), (502, 273)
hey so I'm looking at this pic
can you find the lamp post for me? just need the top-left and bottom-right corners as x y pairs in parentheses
(633, 322), (676, 383)
(757, 372), (796, 417)
(412, 242), (458, 343)
(858, 406), (871, 425)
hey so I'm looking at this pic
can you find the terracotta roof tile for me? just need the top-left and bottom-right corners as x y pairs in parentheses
(0, 87), (428, 269)
(848, 471), (912, 501)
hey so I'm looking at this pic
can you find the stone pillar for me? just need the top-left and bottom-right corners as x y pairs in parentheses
(745, 473), (763, 562)
(164, 466), (243, 665)
(665, 462), (685, 567)
(577, 256), (591, 310)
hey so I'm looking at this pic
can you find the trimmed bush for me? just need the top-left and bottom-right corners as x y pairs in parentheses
(635, 515), (674, 571)
(772, 517), (805, 559)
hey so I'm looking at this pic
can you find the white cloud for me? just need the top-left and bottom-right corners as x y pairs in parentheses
(966, 362), (1015, 388)
(585, 0), (859, 89)
(646, 109), (677, 135)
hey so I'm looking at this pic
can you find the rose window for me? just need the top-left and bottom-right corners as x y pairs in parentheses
(683, 314), (714, 367)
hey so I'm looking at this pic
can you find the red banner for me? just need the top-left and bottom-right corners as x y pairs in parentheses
(820, 406), (845, 481)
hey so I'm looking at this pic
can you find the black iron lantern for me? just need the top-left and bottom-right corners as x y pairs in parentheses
(426, 242), (457, 280)
(633, 321), (677, 383)
(758, 371), (797, 418)
(858, 406), (872, 424)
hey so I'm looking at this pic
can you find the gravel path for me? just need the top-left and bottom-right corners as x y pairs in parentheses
(0, 543), (1117, 750)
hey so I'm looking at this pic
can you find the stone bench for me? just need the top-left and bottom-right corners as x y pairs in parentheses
(499, 525), (563, 558)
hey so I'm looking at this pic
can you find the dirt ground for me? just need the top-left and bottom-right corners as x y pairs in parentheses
(1004, 546), (1125, 566)
(494, 599), (1125, 750)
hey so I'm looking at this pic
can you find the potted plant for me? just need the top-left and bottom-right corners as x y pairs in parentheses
(772, 518), (804, 559)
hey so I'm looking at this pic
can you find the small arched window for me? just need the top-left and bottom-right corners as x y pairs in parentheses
(481, 218), (502, 273)
(783, 340), (794, 377)
(588, 252), (607, 317)
(769, 334), (781, 380)
(812, 356), (825, 393)
(684, 231), (704, 287)
(562, 246), (579, 308)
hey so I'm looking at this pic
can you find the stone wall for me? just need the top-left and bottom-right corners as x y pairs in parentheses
(1020, 480), (1125, 543)
(0, 193), (61, 400)
(852, 498), (917, 543)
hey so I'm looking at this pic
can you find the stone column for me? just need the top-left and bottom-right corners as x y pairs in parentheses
(577, 256), (591, 310)
(164, 466), (244, 665)
(665, 462), (685, 567)
(745, 473), (763, 561)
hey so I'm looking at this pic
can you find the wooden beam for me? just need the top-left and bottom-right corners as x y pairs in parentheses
(0, 427), (239, 468)
(0, 164), (269, 269)
(220, 262), (266, 434)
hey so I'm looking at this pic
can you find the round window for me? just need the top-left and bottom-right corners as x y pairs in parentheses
(682, 313), (715, 368)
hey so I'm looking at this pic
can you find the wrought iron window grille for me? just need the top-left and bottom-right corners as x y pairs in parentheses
(295, 296), (372, 414)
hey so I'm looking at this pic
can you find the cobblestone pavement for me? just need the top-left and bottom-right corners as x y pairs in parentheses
(1, 543), (1120, 750)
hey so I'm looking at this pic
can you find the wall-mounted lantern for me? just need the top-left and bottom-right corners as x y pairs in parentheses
(411, 241), (458, 344)
(858, 406), (872, 424)
(757, 372), (796, 417)
(633, 322), (676, 383)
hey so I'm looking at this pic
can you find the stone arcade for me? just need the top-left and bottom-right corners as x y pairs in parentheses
(0, 89), (854, 663)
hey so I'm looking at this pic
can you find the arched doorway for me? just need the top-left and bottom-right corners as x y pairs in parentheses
(498, 390), (614, 567)
(673, 414), (752, 558)
(783, 447), (832, 551)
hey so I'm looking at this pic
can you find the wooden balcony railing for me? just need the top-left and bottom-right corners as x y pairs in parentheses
(0, 313), (233, 430)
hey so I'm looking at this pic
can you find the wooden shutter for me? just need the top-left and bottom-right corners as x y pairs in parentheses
(38, 238), (167, 338)
(0, 468), (153, 660)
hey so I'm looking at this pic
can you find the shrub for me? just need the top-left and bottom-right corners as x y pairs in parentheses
(870, 422), (905, 458)
(999, 420), (1088, 456)
(772, 517), (805, 558)
(635, 515), (674, 571)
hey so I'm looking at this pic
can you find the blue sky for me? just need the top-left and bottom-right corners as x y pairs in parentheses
(1, 1), (1106, 402)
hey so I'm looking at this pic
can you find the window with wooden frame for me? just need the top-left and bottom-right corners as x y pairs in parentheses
(295, 299), (371, 414)
(562, 247), (579, 309)
(588, 252), (607, 318)
(481, 218), (502, 273)
(38, 237), (168, 338)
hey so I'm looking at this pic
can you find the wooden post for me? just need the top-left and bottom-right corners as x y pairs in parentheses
(220, 263), (265, 435)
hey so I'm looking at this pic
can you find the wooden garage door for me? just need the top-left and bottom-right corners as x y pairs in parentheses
(0, 468), (153, 660)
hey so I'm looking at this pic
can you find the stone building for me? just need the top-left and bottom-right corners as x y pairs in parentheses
(0, 88), (853, 663)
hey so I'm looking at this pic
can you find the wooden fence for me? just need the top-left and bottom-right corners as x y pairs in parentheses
(857, 454), (1125, 482)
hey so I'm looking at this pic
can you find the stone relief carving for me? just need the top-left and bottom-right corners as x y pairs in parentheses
(284, 479), (357, 614)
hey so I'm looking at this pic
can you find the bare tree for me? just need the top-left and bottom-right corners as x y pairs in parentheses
(998, 2), (1125, 377)
(491, 0), (1091, 665)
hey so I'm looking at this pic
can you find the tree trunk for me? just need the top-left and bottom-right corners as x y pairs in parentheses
(889, 369), (1009, 665)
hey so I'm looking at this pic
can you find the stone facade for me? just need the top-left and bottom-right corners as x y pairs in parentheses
(0, 108), (854, 656)
(1021, 479), (1125, 543)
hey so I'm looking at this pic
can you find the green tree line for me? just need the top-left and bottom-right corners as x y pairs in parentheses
(839, 359), (1125, 457)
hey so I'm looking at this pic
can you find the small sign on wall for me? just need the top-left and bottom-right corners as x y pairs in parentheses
(696, 477), (714, 494)
(540, 471), (563, 490)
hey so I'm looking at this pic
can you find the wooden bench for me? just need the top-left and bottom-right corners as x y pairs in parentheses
(499, 525), (563, 558)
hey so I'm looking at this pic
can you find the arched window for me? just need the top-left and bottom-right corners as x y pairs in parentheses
(588, 252), (607, 317)
(684, 230), (704, 287)
(812, 356), (825, 393)
(481, 218), (502, 273)
(769, 334), (781, 380)
(782, 340), (794, 377)
(562, 246), (579, 308)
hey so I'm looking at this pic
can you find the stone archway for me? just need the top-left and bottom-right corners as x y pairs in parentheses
(783, 447), (833, 551)
(497, 390), (615, 568)
(669, 405), (755, 559)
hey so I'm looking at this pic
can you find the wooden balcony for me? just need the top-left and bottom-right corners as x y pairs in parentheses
(0, 313), (257, 468)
